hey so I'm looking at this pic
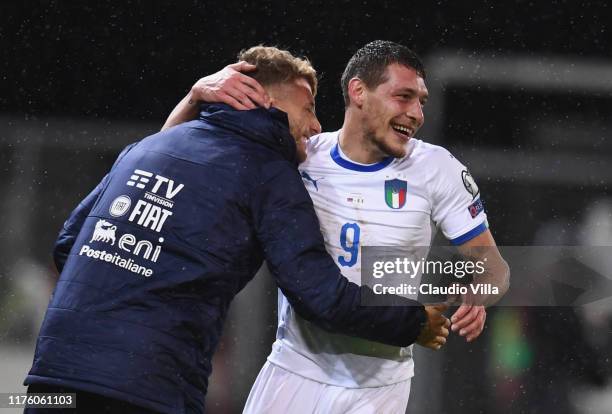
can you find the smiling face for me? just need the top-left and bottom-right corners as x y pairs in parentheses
(268, 77), (322, 163)
(359, 63), (428, 158)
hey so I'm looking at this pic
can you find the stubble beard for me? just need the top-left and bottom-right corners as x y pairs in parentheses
(365, 129), (407, 159)
(362, 105), (407, 160)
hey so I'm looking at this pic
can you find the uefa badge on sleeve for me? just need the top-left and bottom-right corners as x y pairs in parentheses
(461, 170), (480, 199)
(384, 179), (407, 209)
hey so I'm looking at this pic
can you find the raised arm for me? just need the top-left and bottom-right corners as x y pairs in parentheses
(161, 62), (269, 130)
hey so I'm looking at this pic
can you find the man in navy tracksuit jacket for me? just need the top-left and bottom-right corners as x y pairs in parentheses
(24, 62), (430, 413)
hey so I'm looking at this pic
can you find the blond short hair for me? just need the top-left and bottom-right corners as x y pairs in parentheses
(238, 46), (318, 96)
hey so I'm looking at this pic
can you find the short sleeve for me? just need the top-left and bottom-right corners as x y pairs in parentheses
(429, 148), (488, 245)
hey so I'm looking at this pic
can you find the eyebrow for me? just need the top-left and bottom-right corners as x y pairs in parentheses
(396, 87), (418, 94)
(396, 87), (429, 101)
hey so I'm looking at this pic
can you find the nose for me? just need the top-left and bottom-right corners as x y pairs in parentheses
(310, 117), (322, 135)
(406, 100), (424, 128)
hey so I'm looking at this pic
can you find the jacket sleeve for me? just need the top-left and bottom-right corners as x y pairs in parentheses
(250, 160), (427, 347)
(53, 143), (137, 272)
(53, 174), (110, 272)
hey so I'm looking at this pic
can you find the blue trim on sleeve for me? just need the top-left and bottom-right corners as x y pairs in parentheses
(330, 143), (393, 172)
(450, 222), (488, 245)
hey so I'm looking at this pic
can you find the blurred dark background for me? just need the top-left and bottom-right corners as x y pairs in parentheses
(1, 1), (612, 413)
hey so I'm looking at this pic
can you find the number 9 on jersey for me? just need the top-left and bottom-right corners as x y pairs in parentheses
(338, 222), (361, 267)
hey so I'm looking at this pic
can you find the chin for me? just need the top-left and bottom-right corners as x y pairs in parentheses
(380, 139), (408, 158)
(388, 146), (407, 158)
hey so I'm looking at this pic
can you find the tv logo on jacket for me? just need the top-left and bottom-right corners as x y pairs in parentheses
(77, 168), (185, 278)
(122, 169), (184, 232)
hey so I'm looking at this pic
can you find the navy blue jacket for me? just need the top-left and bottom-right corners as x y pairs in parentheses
(26, 104), (426, 413)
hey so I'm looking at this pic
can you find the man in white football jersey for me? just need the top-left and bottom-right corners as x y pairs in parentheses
(163, 41), (510, 413)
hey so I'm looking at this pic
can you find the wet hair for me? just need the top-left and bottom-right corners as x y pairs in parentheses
(238, 46), (318, 96)
(340, 40), (425, 106)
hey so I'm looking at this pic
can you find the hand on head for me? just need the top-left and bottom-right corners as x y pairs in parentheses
(190, 61), (270, 110)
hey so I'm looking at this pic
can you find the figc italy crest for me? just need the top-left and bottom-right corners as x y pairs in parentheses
(384, 179), (407, 209)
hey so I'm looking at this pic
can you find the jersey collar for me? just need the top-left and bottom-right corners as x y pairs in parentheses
(330, 142), (394, 172)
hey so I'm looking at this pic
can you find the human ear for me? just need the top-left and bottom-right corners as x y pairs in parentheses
(347, 77), (366, 108)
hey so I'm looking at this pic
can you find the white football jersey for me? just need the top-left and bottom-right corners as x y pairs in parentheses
(267, 131), (488, 387)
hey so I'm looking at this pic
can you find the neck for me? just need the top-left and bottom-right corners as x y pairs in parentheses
(339, 108), (387, 164)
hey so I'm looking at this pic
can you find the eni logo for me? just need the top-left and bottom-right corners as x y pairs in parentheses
(90, 219), (117, 245)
